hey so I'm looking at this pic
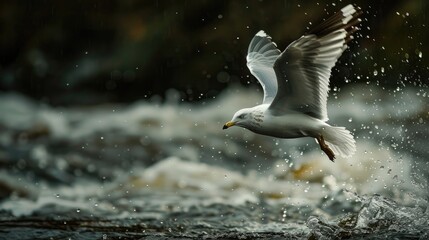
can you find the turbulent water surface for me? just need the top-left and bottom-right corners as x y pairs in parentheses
(0, 85), (428, 239)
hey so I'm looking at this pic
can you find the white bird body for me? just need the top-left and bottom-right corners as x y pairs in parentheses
(238, 104), (323, 138)
(257, 113), (326, 139)
(223, 4), (362, 161)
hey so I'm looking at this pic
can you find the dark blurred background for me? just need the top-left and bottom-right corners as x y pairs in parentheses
(0, 0), (428, 105)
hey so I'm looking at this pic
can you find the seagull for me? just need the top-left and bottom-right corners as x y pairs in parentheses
(223, 4), (362, 161)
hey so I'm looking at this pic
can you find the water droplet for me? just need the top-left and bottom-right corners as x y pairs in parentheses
(373, 70), (378, 76)
(348, 118), (353, 122)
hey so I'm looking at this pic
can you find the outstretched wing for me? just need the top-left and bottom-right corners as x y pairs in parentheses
(246, 31), (281, 104)
(269, 4), (362, 121)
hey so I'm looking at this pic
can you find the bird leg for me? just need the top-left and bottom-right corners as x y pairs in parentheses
(316, 135), (335, 162)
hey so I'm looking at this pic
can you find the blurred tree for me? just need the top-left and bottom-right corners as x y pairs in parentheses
(0, 0), (428, 105)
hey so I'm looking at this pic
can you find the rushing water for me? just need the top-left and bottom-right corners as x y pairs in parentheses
(0, 85), (428, 239)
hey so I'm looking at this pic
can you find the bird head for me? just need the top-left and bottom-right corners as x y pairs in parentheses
(223, 108), (252, 130)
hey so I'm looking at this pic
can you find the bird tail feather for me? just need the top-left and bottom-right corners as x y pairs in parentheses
(322, 126), (356, 157)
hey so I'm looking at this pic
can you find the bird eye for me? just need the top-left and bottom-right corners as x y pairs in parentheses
(238, 114), (245, 119)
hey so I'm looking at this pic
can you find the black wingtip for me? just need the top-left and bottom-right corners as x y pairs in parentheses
(308, 4), (363, 38)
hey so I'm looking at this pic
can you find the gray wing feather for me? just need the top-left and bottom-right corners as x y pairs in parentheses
(269, 4), (362, 121)
(246, 31), (281, 104)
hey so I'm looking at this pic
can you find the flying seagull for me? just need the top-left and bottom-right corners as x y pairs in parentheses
(223, 4), (362, 161)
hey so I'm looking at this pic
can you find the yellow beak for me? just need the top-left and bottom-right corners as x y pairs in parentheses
(222, 121), (235, 130)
